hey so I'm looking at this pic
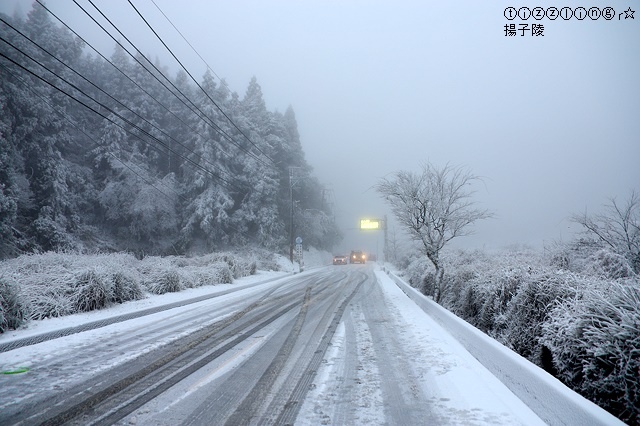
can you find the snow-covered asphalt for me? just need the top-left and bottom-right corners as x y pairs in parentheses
(0, 264), (546, 425)
(297, 267), (544, 425)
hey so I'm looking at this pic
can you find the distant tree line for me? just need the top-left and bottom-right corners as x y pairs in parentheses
(0, 4), (341, 259)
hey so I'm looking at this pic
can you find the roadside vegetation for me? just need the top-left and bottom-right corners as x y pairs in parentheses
(0, 249), (282, 334)
(394, 192), (639, 424)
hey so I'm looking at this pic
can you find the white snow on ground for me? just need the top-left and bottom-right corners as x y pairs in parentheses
(0, 255), (620, 425)
(0, 270), (298, 384)
(374, 269), (545, 424)
(297, 267), (547, 425)
(0, 250), (335, 381)
(299, 246), (333, 271)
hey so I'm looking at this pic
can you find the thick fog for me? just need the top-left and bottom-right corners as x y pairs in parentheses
(3, 0), (638, 255)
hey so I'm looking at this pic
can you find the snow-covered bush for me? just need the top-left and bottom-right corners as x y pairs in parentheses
(442, 249), (534, 335)
(402, 255), (433, 294)
(544, 240), (637, 280)
(139, 253), (251, 290)
(190, 252), (256, 279)
(70, 268), (112, 312)
(498, 272), (579, 361)
(177, 268), (217, 288)
(0, 249), (270, 332)
(22, 281), (72, 321)
(0, 277), (24, 332)
(213, 262), (233, 284)
(174, 264), (231, 288)
(542, 278), (640, 424)
(111, 271), (144, 304)
(398, 244), (639, 423)
(4, 257), (75, 321)
(585, 249), (636, 279)
(145, 269), (182, 295)
(0, 252), (146, 325)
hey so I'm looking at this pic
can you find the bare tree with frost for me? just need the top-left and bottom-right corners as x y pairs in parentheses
(572, 190), (640, 274)
(377, 162), (492, 302)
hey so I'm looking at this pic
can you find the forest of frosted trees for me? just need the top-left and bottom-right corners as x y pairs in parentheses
(0, 5), (341, 259)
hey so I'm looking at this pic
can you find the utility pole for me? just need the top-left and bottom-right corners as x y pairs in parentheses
(383, 214), (388, 264)
(289, 167), (303, 263)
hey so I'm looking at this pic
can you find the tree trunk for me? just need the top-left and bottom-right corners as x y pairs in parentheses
(434, 265), (445, 303)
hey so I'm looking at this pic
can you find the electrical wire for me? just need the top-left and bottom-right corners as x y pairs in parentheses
(72, 0), (274, 170)
(0, 43), (240, 194)
(148, 0), (225, 85)
(0, 15), (245, 192)
(147, 0), (265, 148)
(125, 0), (278, 167)
(0, 61), (179, 202)
(35, 0), (244, 175)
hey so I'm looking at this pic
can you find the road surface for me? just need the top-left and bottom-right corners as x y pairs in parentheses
(0, 265), (543, 425)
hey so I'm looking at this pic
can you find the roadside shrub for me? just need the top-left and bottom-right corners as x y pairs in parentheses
(398, 245), (639, 423)
(71, 268), (112, 312)
(443, 249), (529, 335)
(585, 249), (635, 280)
(0, 277), (24, 332)
(498, 272), (578, 361)
(403, 256), (432, 294)
(22, 283), (71, 321)
(0, 248), (278, 330)
(145, 269), (182, 294)
(170, 256), (190, 267)
(111, 271), (144, 303)
(200, 252), (255, 279)
(180, 269), (217, 288)
(212, 262), (233, 284)
(542, 279), (640, 424)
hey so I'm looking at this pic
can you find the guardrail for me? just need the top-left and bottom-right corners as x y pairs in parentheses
(383, 268), (624, 426)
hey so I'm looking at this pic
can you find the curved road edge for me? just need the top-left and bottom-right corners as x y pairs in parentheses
(379, 266), (624, 426)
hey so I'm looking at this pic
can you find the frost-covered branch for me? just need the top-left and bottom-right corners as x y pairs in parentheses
(377, 162), (493, 301)
(572, 190), (640, 273)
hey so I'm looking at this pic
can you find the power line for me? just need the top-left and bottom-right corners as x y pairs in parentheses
(0, 61), (180, 203)
(1, 15), (244, 192)
(148, 0), (226, 94)
(1, 61), (245, 235)
(146, 0), (265, 148)
(125, 0), (278, 168)
(0, 41), (240, 194)
(71, 0), (249, 161)
(34, 0), (245, 177)
(72, 0), (273, 170)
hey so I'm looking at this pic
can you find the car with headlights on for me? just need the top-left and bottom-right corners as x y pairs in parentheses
(350, 250), (366, 264)
(332, 255), (348, 265)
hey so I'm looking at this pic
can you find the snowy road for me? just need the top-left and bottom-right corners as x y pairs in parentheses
(0, 265), (546, 425)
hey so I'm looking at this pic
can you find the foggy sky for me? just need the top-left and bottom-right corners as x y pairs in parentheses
(3, 0), (639, 255)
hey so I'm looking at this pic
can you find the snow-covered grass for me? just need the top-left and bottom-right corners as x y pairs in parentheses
(0, 248), (285, 332)
(395, 244), (640, 424)
(542, 279), (640, 423)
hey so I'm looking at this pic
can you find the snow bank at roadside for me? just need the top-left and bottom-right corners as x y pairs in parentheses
(302, 247), (332, 269)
